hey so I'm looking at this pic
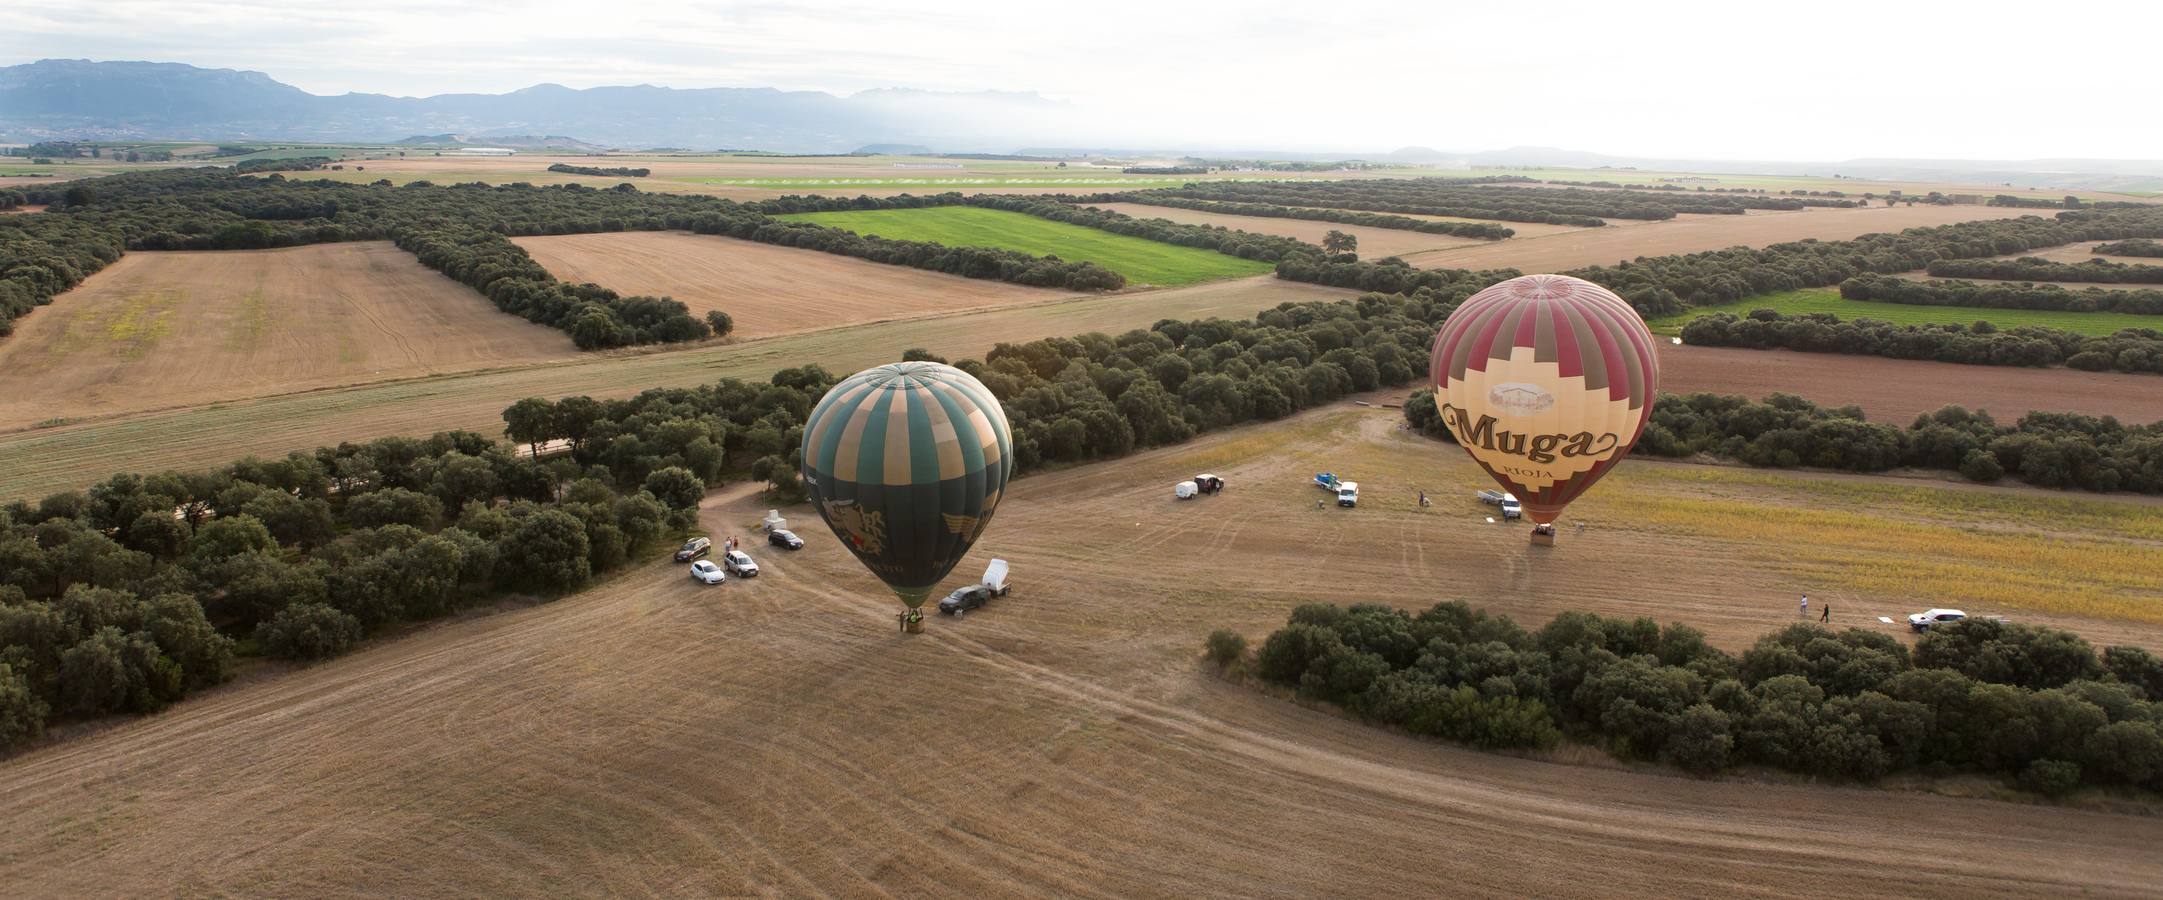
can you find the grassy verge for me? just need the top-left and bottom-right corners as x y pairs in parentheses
(1647, 287), (2163, 336)
(777, 205), (1275, 286)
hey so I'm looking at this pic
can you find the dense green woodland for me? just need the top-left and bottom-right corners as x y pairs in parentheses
(1074, 193), (1516, 240)
(1278, 208), (2163, 320)
(1928, 256), (2163, 285)
(1679, 310), (2163, 377)
(2094, 239), (2163, 258)
(1410, 390), (2163, 493)
(1239, 602), (2163, 795)
(547, 163), (651, 178)
(1841, 274), (2163, 315)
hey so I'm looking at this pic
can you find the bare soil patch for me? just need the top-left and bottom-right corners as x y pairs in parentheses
(0, 204), (45, 215)
(3, 408), (2159, 897)
(1397, 204), (2054, 273)
(1661, 343), (2163, 424)
(1089, 202), (1491, 257)
(514, 231), (1077, 338)
(0, 242), (576, 430)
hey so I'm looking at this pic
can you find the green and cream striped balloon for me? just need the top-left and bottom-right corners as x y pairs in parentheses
(799, 361), (1013, 607)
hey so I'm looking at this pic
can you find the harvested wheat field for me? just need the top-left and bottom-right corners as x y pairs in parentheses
(6, 406), (2161, 898)
(515, 231), (1077, 337)
(1660, 343), (2163, 424)
(0, 276), (1348, 499)
(1088, 202), (1494, 257)
(1397, 204), (2056, 273)
(0, 243), (576, 430)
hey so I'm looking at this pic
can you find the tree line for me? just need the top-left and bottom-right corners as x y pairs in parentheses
(396, 226), (716, 348)
(1075, 193), (1515, 240)
(1, 168), (1170, 343)
(1927, 256), (2163, 285)
(1121, 166), (1208, 175)
(1236, 601), (2163, 795)
(232, 157), (334, 173)
(1841, 273), (2163, 315)
(0, 364), (842, 748)
(547, 163), (652, 178)
(1130, 178), (1862, 226)
(1678, 310), (2163, 377)
(1276, 208), (2163, 317)
(2094, 239), (2163, 258)
(1408, 388), (2163, 494)
(0, 191), (25, 211)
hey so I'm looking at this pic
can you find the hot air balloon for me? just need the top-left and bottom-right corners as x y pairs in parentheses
(1428, 274), (1659, 544)
(799, 361), (1013, 628)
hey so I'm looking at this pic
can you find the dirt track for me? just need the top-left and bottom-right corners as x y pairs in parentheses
(516, 231), (1076, 338)
(0, 243), (576, 430)
(4, 410), (2160, 897)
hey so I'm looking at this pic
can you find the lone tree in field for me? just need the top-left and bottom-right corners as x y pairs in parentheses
(1322, 229), (1358, 256)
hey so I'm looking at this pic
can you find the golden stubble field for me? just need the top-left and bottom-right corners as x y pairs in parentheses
(0, 242), (577, 430)
(4, 405), (2160, 897)
(515, 231), (1078, 338)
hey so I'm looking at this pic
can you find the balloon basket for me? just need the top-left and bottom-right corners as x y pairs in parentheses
(899, 612), (926, 634)
(1529, 527), (1556, 547)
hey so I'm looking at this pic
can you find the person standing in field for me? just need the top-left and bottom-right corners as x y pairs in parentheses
(1821, 603), (1831, 624)
(1799, 594), (1808, 619)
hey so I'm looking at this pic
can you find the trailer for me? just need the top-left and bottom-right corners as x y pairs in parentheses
(1477, 489), (1522, 519)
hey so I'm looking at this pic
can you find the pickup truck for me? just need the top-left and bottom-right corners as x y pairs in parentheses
(1315, 472), (1342, 492)
(1477, 489), (1523, 519)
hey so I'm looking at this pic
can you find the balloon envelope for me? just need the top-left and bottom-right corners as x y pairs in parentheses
(800, 362), (1014, 606)
(1429, 274), (1659, 525)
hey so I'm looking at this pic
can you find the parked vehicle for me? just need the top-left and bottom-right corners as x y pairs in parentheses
(1908, 608), (1967, 632)
(1176, 480), (1198, 500)
(674, 536), (712, 562)
(723, 550), (759, 577)
(768, 529), (804, 550)
(1315, 472), (1342, 492)
(1194, 474), (1224, 494)
(1337, 481), (1359, 507)
(689, 560), (725, 584)
(1477, 490), (1522, 519)
(939, 559), (1011, 617)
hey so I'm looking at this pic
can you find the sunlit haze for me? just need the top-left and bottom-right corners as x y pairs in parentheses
(9, 0), (2162, 159)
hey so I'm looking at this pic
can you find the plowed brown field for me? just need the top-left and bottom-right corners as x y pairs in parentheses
(0, 242), (576, 430)
(6, 406), (2159, 897)
(515, 231), (1076, 338)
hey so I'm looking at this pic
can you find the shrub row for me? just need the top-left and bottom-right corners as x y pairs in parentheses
(1076, 193), (1514, 240)
(0, 364), (842, 748)
(1275, 208), (2163, 317)
(2095, 239), (2163, 258)
(1408, 389), (2163, 494)
(1927, 256), (2163, 285)
(396, 226), (714, 348)
(1840, 273), (2163, 315)
(1246, 601), (2163, 793)
(547, 163), (651, 177)
(1122, 166), (1207, 175)
(1678, 310), (2163, 376)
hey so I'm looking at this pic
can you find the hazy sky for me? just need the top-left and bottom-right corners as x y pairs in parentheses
(9, 0), (2162, 160)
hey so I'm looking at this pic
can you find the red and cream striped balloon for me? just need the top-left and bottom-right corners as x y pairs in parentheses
(1428, 274), (1660, 525)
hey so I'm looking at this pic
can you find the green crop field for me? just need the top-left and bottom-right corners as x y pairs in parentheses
(1646, 287), (2163, 336)
(776, 205), (1275, 286)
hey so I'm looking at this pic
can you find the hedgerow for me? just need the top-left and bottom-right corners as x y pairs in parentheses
(1240, 601), (2163, 792)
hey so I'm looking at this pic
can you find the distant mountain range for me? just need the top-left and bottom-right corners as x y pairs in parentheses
(0, 59), (1068, 152)
(6, 60), (2161, 191)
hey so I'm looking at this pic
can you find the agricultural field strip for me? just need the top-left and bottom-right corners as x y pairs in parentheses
(774, 206), (1274, 286)
(1647, 287), (2163, 336)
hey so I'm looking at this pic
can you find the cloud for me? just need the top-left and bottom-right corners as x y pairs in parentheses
(6, 0), (2162, 159)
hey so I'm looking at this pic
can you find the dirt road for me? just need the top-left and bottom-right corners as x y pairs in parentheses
(4, 412), (2160, 897)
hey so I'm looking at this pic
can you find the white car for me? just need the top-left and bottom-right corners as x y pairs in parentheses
(689, 560), (725, 584)
(1907, 608), (1966, 632)
(723, 549), (759, 578)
